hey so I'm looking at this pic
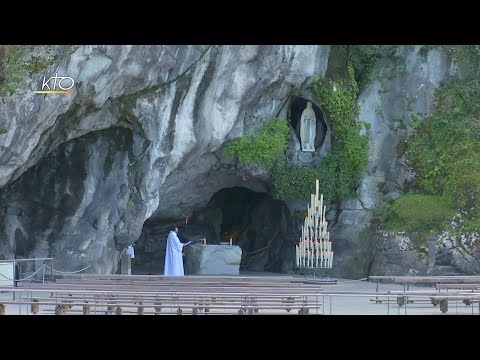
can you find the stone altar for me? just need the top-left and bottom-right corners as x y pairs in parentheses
(185, 244), (242, 275)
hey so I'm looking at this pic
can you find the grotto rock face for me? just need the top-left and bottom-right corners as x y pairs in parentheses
(0, 127), (146, 273)
(331, 45), (461, 277)
(133, 187), (302, 275)
(2, 44), (474, 277)
(0, 45), (330, 272)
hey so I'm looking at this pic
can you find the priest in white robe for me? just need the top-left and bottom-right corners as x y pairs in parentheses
(164, 226), (191, 276)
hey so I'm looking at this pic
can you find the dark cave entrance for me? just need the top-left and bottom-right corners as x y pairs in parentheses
(288, 97), (327, 150)
(200, 187), (295, 272)
(209, 187), (267, 245)
(193, 187), (298, 272)
(135, 187), (300, 274)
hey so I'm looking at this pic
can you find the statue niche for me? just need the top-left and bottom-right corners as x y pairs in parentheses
(300, 101), (316, 152)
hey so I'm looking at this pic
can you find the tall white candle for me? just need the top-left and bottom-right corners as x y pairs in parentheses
(295, 245), (297, 266)
(297, 244), (300, 267)
(300, 241), (303, 267)
(300, 241), (305, 266)
(320, 194), (323, 220)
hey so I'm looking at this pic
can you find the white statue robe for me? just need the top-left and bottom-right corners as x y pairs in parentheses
(300, 106), (316, 152)
(164, 231), (186, 276)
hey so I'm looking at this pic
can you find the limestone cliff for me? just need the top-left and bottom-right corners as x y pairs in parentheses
(1, 44), (475, 277)
(0, 45), (329, 273)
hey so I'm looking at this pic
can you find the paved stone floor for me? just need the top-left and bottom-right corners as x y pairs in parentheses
(1, 274), (479, 315)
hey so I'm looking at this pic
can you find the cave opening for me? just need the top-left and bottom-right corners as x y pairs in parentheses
(198, 186), (297, 272)
(135, 186), (300, 274)
(288, 97), (327, 150)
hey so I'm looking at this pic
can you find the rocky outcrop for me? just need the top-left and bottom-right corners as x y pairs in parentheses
(2, 44), (474, 277)
(371, 228), (480, 276)
(0, 45), (330, 273)
(332, 45), (461, 277)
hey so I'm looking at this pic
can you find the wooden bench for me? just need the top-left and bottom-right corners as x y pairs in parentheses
(1, 283), (323, 315)
(436, 283), (480, 290)
(381, 289), (480, 313)
(370, 275), (480, 285)
(429, 294), (480, 313)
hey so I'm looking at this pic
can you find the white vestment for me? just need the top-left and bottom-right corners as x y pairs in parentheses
(164, 231), (186, 276)
(127, 245), (135, 259)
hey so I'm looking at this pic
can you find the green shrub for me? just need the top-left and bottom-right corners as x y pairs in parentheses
(272, 65), (369, 200)
(384, 49), (480, 235)
(380, 194), (456, 233)
(0, 45), (54, 96)
(224, 117), (290, 169)
(348, 45), (381, 87)
(404, 76), (480, 227)
(325, 45), (380, 87)
(0, 45), (29, 96)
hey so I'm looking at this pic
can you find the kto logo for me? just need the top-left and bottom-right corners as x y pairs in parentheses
(35, 74), (75, 94)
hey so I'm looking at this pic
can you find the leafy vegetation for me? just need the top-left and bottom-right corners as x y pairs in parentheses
(0, 46), (30, 96)
(348, 45), (381, 88)
(443, 45), (480, 78)
(0, 45), (54, 97)
(272, 65), (369, 200)
(378, 194), (455, 234)
(325, 45), (380, 87)
(224, 118), (290, 169)
(381, 46), (480, 235)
